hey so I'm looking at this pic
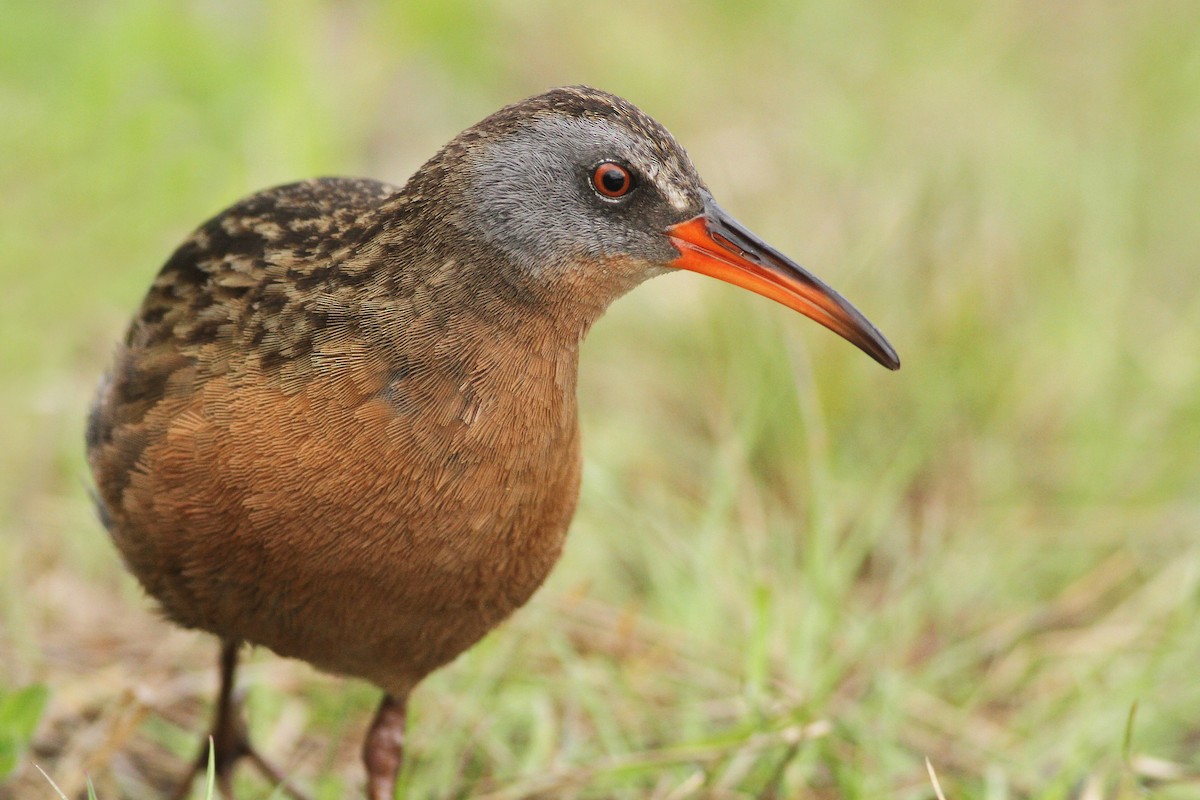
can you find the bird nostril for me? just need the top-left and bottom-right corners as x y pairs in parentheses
(711, 230), (758, 264)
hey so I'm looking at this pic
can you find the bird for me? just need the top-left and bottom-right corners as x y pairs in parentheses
(86, 85), (899, 799)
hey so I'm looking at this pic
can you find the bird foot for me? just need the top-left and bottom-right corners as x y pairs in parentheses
(168, 642), (312, 800)
(168, 730), (312, 800)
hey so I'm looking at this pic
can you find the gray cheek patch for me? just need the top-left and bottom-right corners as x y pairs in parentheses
(463, 116), (695, 269)
(467, 139), (583, 266)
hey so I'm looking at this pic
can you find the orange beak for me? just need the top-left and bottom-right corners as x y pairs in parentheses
(667, 193), (900, 370)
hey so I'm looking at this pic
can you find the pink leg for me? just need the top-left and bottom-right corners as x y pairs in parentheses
(363, 694), (408, 800)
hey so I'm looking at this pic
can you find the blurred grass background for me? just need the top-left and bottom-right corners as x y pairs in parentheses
(2, 0), (1199, 797)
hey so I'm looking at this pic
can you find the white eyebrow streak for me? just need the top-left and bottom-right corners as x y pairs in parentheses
(636, 152), (690, 211)
(661, 182), (690, 211)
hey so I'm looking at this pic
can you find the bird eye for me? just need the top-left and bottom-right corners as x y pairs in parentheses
(591, 162), (633, 199)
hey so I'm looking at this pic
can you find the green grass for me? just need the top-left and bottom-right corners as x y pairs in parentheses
(2, 1), (1199, 797)
(0, 685), (47, 781)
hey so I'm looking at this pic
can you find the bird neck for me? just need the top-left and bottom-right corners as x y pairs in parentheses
(362, 203), (627, 350)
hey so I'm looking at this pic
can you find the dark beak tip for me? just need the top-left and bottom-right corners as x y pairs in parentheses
(864, 333), (901, 371)
(876, 343), (901, 371)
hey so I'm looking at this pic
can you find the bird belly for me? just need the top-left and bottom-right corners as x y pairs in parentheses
(105, 369), (581, 694)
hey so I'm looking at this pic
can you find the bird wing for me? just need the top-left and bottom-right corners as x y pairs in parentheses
(86, 177), (400, 526)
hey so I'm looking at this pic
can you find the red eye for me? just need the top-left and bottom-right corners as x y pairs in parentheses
(592, 162), (633, 198)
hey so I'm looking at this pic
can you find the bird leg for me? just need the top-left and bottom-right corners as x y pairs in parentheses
(363, 693), (408, 800)
(169, 640), (311, 800)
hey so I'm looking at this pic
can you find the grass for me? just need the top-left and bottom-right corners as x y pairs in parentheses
(2, 0), (1199, 797)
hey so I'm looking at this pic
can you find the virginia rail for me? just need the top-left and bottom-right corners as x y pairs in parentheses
(86, 86), (899, 799)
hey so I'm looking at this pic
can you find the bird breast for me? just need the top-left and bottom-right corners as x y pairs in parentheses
(104, 327), (583, 690)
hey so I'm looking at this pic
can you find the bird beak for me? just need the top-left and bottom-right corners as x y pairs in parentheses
(667, 193), (900, 370)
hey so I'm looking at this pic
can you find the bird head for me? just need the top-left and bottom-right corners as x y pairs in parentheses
(420, 86), (898, 370)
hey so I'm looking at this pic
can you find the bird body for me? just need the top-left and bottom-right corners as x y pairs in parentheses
(88, 175), (592, 697)
(87, 87), (898, 798)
